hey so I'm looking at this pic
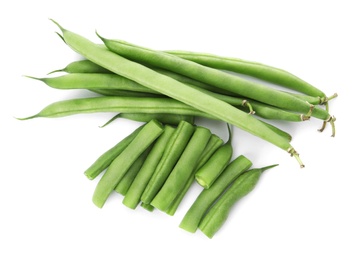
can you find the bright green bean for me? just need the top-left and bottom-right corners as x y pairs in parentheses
(151, 126), (211, 211)
(92, 120), (163, 208)
(122, 125), (176, 209)
(52, 20), (304, 166)
(180, 155), (252, 233)
(195, 125), (233, 189)
(84, 124), (144, 180)
(114, 145), (151, 196)
(141, 202), (155, 212)
(90, 88), (163, 98)
(141, 121), (195, 204)
(49, 59), (112, 74)
(199, 164), (278, 238)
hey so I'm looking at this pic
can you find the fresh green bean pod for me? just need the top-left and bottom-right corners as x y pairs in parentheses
(114, 145), (151, 196)
(49, 59), (112, 74)
(180, 155), (252, 233)
(52, 20), (304, 166)
(123, 125), (176, 209)
(83, 124), (144, 180)
(141, 121), (195, 204)
(166, 50), (326, 99)
(151, 126), (212, 211)
(199, 164), (278, 238)
(92, 120), (163, 208)
(195, 125), (233, 189)
(90, 88), (163, 98)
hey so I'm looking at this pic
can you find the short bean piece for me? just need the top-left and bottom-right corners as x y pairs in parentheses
(151, 126), (212, 211)
(199, 164), (278, 238)
(180, 155), (252, 233)
(92, 120), (163, 208)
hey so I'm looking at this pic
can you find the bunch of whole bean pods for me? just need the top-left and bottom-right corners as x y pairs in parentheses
(19, 20), (337, 238)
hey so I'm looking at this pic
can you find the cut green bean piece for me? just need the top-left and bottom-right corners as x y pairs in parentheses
(195, 125), (233, 189)
(141, 121), (195, 204)
(151, 126), (211, 211)
(141, 202), (155, 212)
(84, 124), (144, 180)
(180, 155), (252, 233)
(122, 125), (176, 209)
(92, 120), (163, 208)
(114, 145), (151, 196)
(199, 164), (278, 238)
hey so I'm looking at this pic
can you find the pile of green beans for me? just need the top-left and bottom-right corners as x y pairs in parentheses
(18, 20), (338, 238)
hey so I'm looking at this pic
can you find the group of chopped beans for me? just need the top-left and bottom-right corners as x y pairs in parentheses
(19, 20), (337, 238)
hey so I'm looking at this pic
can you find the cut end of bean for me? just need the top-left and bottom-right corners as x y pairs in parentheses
(288, 148), (305, 168)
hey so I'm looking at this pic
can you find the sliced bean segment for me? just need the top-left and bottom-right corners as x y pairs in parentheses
(92, 120), (163, 208)
(151, 126), (212, 211)
(179, 155), (252, 233)
(199, 164), (278, 238)
(84, 124), (144, 180)
(141, 121), (195, 204)
(123, 125), (176, 209)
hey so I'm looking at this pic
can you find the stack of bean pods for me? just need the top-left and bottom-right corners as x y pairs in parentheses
(19, 20), (337, 238)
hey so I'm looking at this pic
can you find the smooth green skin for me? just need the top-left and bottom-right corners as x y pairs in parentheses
(179, 155), (252, 233)
(114, 145), (151, 196)
(84, 125), (144, 180)
(52, 20), (295, 154)
(100, 37), (329, 120)
(165, 134), (224, 216)
(141, 121), (195, 204)
(28, 73), (159, 94)
(141, 202), (155, 212)
(122, 125), (176, 209)
(92, 120), (163, 208)
(151, 127), (212, 211)
(91, 88), (162, 98)
(100, 113), (195, 128)
(199, 164), (277, 238)
(166, 50), (326, 98)
(49, 59), (112, 74)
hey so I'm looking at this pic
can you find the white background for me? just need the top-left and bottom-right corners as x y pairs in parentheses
(1, 0), (356, 259)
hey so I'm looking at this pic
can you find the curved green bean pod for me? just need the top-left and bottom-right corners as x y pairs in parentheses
(199, 164), (278, 238)
(123, 125), (176, 209)
(92, 120), (163, 208)
(49, 59), (112, 74)
(151, 126), (212, 211)
(180, 155), (252, 233)
(52, 20), (304, 166)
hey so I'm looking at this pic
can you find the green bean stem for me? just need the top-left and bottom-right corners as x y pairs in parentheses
(199, 164), (278, 238)
(151, 127), (212, 211)
(92, 120), (163, 208)
(51, 20), (303, 166)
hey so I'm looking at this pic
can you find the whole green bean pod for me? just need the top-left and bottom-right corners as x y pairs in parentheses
(92, 120), (163, 208)
(199, 164), (278, 238)
(179, 155), (252, 233)
(151, 126), (212, 211)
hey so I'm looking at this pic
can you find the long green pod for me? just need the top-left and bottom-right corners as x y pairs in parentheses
(49, 59), (112, 74)
(98, 36), (331, 121)
(122, 125), (176, 209)
(52, 20), (303, 165)
(151, 126), (212, 211)
(198, 164), (278, 238)
(166, 50), (326, 99)
(141, 121), (195, 204)
(179, 155), (252, 233)
(83, 124), (144, 180)
(92, 120), (163, 208)
(91, 88), (163, 98)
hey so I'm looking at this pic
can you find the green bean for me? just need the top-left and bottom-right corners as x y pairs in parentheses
(141, 202), (155, 212)
(151, 126), (212, 211)
(122, 125), (176, 209)
(84, 124), (144, 180)
(195, 125), (233, 189)
(52, 20), (304, 166)
(180, 155), (252, 233)
(100, 113), (195, 127)
(165, 134), (224, 216)
(141, 121), (195, 204)
(198, 164), (278, 238)
(166, 50), (327, 99)
(90, 88), (163, 98)
(98, 35), (332, 122)
(92, 120), (163, 208)
(48, 59), (112, 74)
(259, 120), (292, 142)
(114, 145), (151, 196)
(26, 73), (159, 94)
